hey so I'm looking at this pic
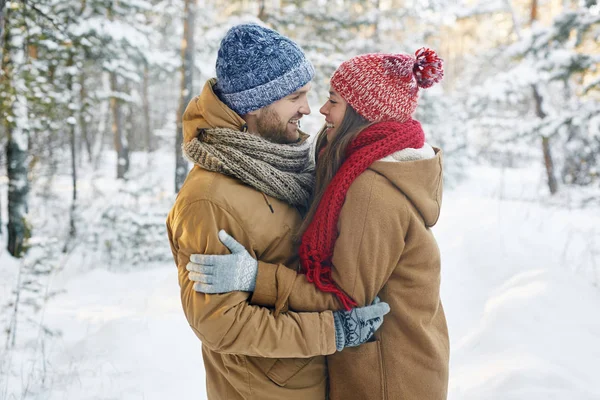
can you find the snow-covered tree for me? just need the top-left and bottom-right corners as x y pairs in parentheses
(1, 1), (32, 257)
(467, 1), (600, 194)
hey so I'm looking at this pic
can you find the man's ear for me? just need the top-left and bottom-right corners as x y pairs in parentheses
(241, 110), (259, 133)
(245, 108), (260, 117)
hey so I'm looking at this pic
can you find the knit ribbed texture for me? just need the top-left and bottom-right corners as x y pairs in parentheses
(299, 120), (426, 310)
(215, 24), (315, 115)
(333, 312), (346, 352)
(182, 127), (314, 208)
(330, 49), (443, 123)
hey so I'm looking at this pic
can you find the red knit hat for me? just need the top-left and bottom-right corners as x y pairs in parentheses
(330, 48), (444, 122)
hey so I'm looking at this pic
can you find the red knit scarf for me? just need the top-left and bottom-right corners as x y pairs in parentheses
(299, 120), (425, 310)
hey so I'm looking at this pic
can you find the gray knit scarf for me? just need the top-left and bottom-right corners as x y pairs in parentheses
(183, 127), (314, 208)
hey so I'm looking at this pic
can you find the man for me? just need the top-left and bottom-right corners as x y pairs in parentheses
(167, 24), (389, 400)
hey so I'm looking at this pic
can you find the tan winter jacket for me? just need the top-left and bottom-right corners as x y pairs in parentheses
(167, 79), (336, 400)
(253, 148), (450, 400)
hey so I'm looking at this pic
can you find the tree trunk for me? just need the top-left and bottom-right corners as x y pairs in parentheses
(530, 0), (538, 22)
(107, 3), (128, 179)
(2, 12), (30, 257)
(529, 0), (557, 195)
(125, 84), (135, 153)
(175, 0), (197, 193)
(142, 62), (153, 153)
(66, 52), (78, 239)
(93, 73), (110, 169)
(79, 71), (93, 163)
(0, 176), (2, 235)
(0, 1), (4, 236)
(532, 85), (558, 195)
(110, 72), (129, 179)
(258, 0), (267, 21)
(67, 52), (78, 203)
(0, 0), (6, 51)
(541, 135), (558, 194)
(6, 138), (30, 257)
(94, 98), (111, 170)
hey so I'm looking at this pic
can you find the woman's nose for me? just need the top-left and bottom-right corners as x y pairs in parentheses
(319, 103), (328, 116)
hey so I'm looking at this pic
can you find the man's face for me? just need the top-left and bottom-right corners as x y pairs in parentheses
(255, 83), (312, 144)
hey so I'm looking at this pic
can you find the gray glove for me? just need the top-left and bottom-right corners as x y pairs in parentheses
(333, 297), (390, 352)
(187, 230), (258, 293)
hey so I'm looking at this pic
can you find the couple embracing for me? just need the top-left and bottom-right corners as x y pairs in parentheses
(167, 23), (449, 400)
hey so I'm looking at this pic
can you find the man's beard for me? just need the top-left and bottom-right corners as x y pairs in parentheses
(256, 106), (297, 144)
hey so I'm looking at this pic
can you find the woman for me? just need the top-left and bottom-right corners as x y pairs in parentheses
(187, 48), (450, 399)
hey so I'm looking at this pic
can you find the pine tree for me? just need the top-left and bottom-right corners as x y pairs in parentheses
(476, 1), (600, 192)
(1, 2), (31, 257)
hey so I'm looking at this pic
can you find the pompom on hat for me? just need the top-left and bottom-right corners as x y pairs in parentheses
(330, 48), (443, 123)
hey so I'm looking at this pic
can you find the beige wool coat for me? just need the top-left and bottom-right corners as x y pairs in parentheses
(167, 79), (337, 400)
(252, 148), (450, 400)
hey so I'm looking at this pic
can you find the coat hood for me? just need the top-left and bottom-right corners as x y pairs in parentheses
(182, 78), (246, 143)
(369, 148), (443, 227)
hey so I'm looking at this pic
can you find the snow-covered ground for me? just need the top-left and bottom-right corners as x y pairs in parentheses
(1, 150), (600, 399)
(438, 167), (600, 400)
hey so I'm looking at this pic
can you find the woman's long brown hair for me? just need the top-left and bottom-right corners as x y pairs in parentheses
(298, 104), (371, 236)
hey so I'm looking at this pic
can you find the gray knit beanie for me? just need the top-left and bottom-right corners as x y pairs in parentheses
(215, 24), (315, 116)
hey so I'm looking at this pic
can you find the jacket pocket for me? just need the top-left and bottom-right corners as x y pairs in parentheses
(328, 340), (385, 400)
(266, 357), (326, 388)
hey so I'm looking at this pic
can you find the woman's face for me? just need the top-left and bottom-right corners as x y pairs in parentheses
(319, 88), (347, 142)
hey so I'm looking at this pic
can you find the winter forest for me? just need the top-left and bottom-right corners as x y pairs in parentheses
(1, 0), (599, 399)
